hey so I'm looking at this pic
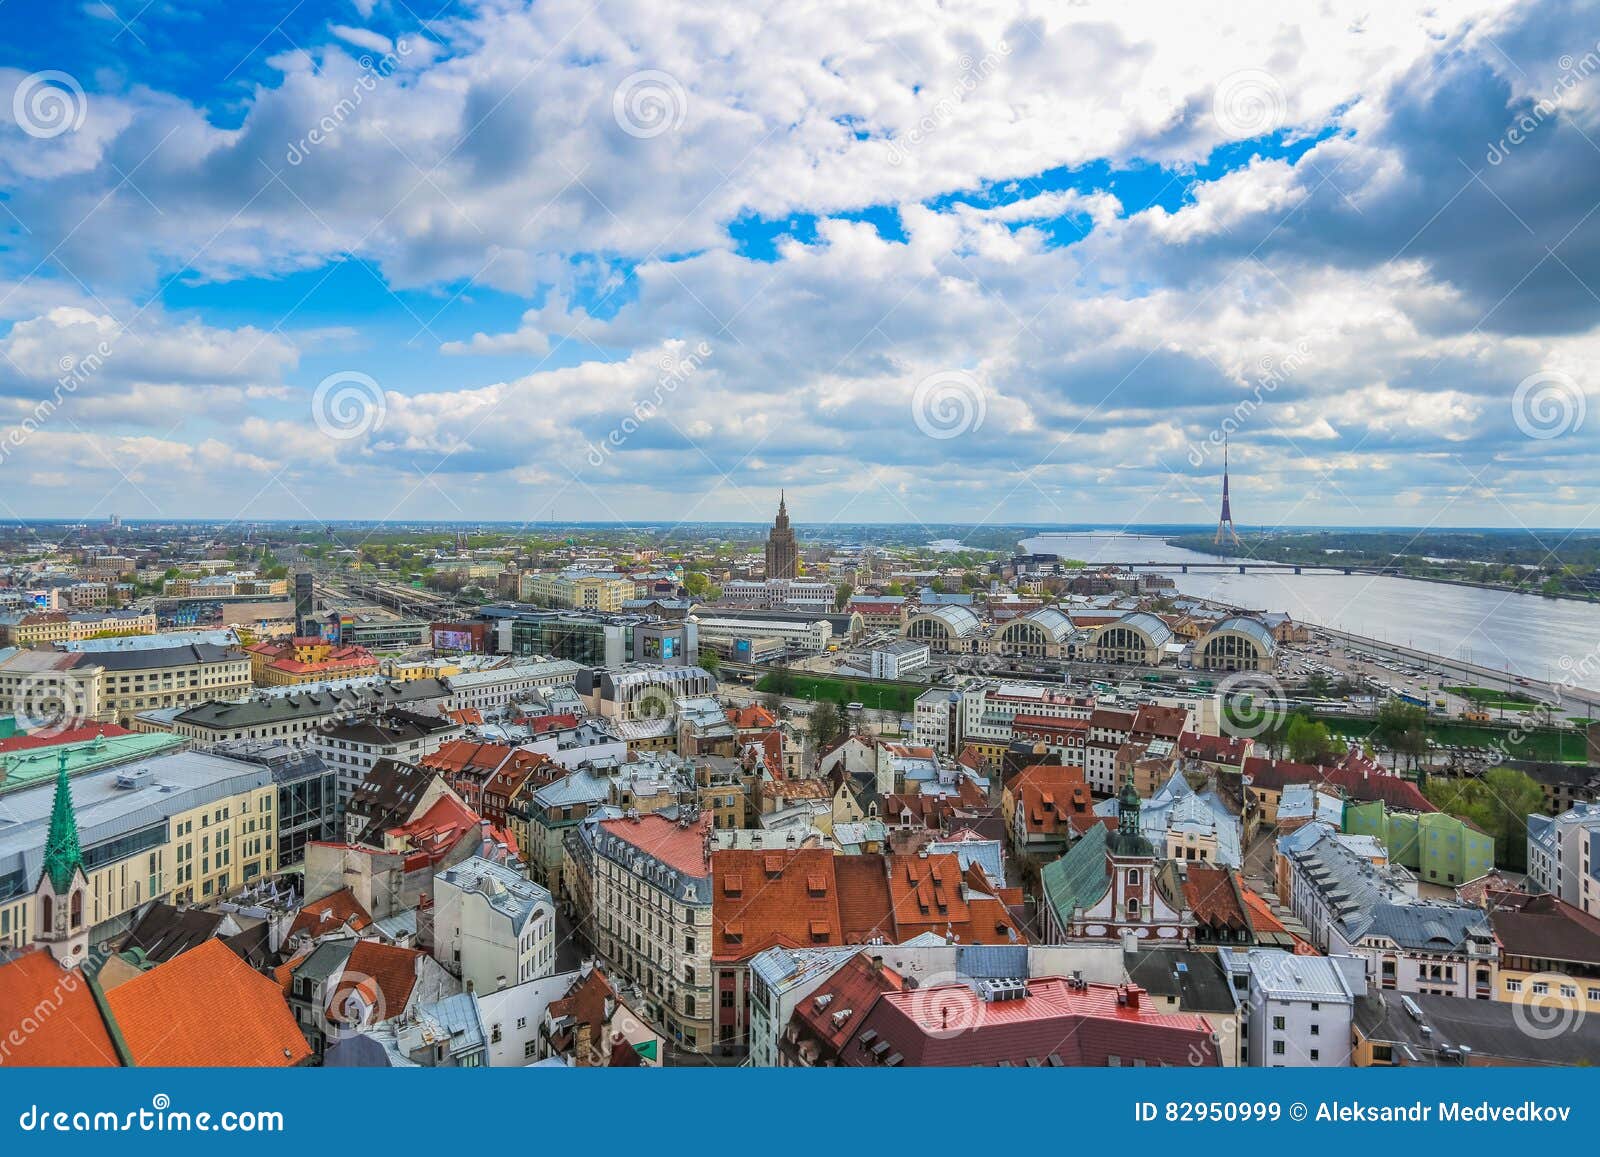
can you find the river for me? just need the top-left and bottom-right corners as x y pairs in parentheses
(1021, 532), (1600, 694)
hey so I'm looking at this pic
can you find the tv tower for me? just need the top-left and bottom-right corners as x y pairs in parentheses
(1214, 433), (1241, 547)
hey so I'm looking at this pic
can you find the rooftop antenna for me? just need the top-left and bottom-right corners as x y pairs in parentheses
(1214, 433), (1241, 547)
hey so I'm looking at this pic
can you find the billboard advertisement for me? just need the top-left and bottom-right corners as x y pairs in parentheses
(431, 622), (486, 653)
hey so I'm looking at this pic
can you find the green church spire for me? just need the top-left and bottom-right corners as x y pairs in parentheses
(43, 748), (82, 894)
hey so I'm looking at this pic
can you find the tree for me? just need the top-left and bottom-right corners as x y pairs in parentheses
(1424, 767), (1544, 871)
(684, 571), (713, 598)
(833, 583), (854, 611)
(1286, 714), (1344, 765)
(700, 650), (720, 676)
(810, 701), (846, 749)
(1374, 700), (1428, 768)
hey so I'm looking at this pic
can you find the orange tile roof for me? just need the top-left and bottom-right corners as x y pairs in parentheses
(105, 939), (310, 1066)
(287, 887), (373, 942)
(726, 704), (777, 730)
(0, 950), (122, 1066)
(888, 853), (1021, 944)
(599, 812), (711, 877)
(834, 855), (896, 943)
(326, 940), (423, 1025)
(388, 793), (485, 871)
(712, 848), (843, 960)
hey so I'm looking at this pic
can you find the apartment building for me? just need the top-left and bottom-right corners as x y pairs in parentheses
(0, 749), (279, 950)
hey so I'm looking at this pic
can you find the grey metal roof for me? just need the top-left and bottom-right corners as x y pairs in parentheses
(88, 642), (244, 671)
(1219, 947), (1354, 1003)
(1200, 616), (1277, 654)
(909, 604), (980, 636)
(435, 855), (552, 935)
(174, 678), (449, 729)
(0, 749), (273, 900)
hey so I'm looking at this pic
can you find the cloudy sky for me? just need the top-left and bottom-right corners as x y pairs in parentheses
(0, 0), (1597, 529)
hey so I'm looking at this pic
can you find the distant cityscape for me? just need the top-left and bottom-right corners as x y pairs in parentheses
(2, 497), (1598, 1068)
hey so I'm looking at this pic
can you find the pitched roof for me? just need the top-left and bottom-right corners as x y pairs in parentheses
(1182, 866), (1249, 932)
(845, 976), (1217, 1067)
(712, 847), (843, 960)
(786, 952), (902, 1060)
(287, 887), (373, 942)
(326, 940), (424, 1025)
(105, 939), (310, 1066)
(0, 950), (123, 1066)
(1484, 890), (1600, 965)
(598, 812), (711, 878)
(834, 855), (896, 943)
(1040, 823), (1111, 922)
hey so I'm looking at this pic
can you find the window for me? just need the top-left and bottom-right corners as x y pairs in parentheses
(1533, 981), (1549, 995)
(1507, 979), (1523, 993)
(1272, 1016), (1285, 1031)
(1310, 1023), (1319, 1036)
(1272, 1041), (1285, 1056)
(524, 1040), (538, 1058)
(1309, 1049), (1320, 1062)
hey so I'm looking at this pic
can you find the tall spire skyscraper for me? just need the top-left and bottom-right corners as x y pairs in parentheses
(1214, 434), (1240, 547)
(764, 491), (799, 579)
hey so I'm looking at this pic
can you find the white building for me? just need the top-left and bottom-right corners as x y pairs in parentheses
(1280, 824), (1498, 999)
(311, 712), (463, 809)
(869, 639), (929, 680)
(445, 661), (584, 712)
(433, 856), (557, 993)
(693, 615), (832, 654)
(1526, 803), (1600, 919)
(1219, 947), (1363, 1067)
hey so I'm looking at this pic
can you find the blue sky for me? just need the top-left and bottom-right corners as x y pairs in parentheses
(0, 0), (1596, 530)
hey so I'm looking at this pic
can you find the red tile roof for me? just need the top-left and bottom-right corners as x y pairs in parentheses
(786, 952), (903, 1061)
(326, 940), (423, 1025)
(712, 848), (844, 960)
(105, 939), (310, 1066)
(599, 812), (711, 877)
(1015, 766), (1093, 837)
(0, 950), (122, 1066)
(0, 723), (133, 752)
(1133, 704), (1188, 740)
(387, 793), (485, 871)
(1178, 731), (1251, 765)
(1183, 866), (1249, 932)
(287, 887), (373, 942)
(834, 856), (896, 943)
(845, 976), (1216, 1066)
(1244, 756), (1436, 812)
(888, 853), (1021, 944)
(528, 712), (580, 734)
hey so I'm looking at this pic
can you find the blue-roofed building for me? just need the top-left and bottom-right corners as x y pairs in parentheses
(1096, 771), (1244, 869)
(1281, 824), (1498, 999)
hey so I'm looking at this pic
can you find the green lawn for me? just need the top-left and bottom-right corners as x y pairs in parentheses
(1316, 713), (1590, 763)
(1445, 684), (1541, 710)
(754, 672), (922, 713)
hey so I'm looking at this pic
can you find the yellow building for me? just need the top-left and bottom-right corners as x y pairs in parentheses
(0, 608), (157, 646)
(245, 636), (379, 686)
(96, 643), (254, 723)
(0, 750), (278, 951)
(519, 571), (633, 612)
(381, 655), (467, 682)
